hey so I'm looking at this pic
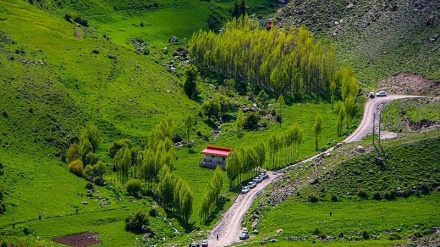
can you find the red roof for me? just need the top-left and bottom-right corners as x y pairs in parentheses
(201, 145), (232, 157)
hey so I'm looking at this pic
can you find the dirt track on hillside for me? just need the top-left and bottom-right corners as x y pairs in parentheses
(206, 95), (419, 247)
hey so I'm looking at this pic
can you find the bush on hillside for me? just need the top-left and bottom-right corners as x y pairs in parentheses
(357, 190), (368, 199)
(126, 179), (142, 198)
(109, 139), (132, 158)
(73, 16), (88, 27)
(125, 210), (149, 233)
(373, 191), (382, 200)
(68, 159), (83, 177)
(85, 152), (98, 165)
(331, 195), (338, 202)
(243, 112), (260, 130)
(66, 143), (81, 162)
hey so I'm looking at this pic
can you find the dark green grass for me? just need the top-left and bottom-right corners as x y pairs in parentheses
(236, 193), (439, 246)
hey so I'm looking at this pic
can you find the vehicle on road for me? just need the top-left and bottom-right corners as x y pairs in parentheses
(248, 181), (256, 188)
(252, 176), (262, 183)
(201, 240), (208, 247)
(241, 186), (250, 194)
(259, 172), (268, 179)
(241, 228), (248, 234)
(375, 91), (387, 97)
(239, 232), (249, 240)
(189, 243), (200, 247)
(369, 92), (375, 98)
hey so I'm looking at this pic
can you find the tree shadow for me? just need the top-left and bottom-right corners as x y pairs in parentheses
(203, 118), (218, 129)
(201, 197), (228, 226)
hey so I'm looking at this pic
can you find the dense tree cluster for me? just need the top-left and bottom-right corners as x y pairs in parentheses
(125, 210), (150, 233)
(189, 16), (359, 101)
(226, 142), (265, 187)
(133, 117), (193, 224)
(200, 166), (224, 222)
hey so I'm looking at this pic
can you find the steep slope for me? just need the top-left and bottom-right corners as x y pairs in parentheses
(276, 0), (440, 86)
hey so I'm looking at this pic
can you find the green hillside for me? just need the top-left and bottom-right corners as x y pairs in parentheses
(1, 0), (440, 246)
(276, 0), (440, 87)
(239, 98), (440, 246)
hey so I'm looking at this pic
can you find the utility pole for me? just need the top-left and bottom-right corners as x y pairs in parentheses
(378, 112), (381, 146)
(372, 113), (375, 145)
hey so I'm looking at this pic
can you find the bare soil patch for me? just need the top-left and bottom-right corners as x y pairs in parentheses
(52, 232), (101, 247)
(378, 73), (440, 97)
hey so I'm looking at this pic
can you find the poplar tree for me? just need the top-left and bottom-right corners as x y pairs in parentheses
(314, 114), (323, 151)
(236, 109), (243, 136)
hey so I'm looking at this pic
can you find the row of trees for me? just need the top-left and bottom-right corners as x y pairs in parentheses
(226, 142), (265, 187)
(199, 166), (224, 222)
(189, 16), (359, 101)
(268, 125), (303, 169)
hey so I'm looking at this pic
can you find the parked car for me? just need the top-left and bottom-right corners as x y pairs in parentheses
(259, 172), (268, 179)
(241, 228), (249, 234)
(369, 92), (375, 98)
(241, 186), (250, 194)
(189, 243), (200, 247)
(376, 91), (387, 97)
(239, 232), (249, 240)
(248, 181), (256, 188)
(201, 240), (208, 247)
(252, 176), (262, 183)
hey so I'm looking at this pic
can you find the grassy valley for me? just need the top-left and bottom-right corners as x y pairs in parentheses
(0, 0), (439, 246)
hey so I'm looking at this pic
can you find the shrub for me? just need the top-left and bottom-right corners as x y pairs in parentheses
(172, 134), (182, 143)
(388, 233), (401, 240)
(357, 190), (368, 199)
(307, 195), (319, 203)
(93, 176), (105, 186)
(125, 210), (149, 233)
(93, 160), (107, 177)
(109, 139), (132, 158)
(0, 202), (5, 214)
(373, 191), (382, 200)
(1, 240), (7, 247)
(68, 159), (83, 177)
(331, 195), (338, 202)
(362, 231), (369, 239)
(149, 208), (157, 217)
(83, 165), (94, 180)
(66, 143), (81, 162)
(243, 112), (260, 130)
(384, 191), (396, 200)
(85, 152), (98, 165)
(126, 179), (142, 197)
(85, 182), (94, 190)
(73, 16), (88, 26)
(23, 227), (33, 235)
(64, 13), (72, 22)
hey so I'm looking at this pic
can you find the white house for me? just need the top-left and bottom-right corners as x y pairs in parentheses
(199, 145), (232, 169)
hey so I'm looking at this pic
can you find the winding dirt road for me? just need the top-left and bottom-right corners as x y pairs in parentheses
(206, 95), (416, 247)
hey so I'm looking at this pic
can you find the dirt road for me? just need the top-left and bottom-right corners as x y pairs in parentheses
(206, 95), (416, 247)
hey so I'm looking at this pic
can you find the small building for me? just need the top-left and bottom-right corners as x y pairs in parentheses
(200, 145), (232, 169)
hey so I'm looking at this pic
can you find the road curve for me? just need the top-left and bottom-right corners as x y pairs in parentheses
(206, 95), (416, 247)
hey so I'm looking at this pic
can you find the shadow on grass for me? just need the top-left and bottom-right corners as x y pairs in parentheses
(203, 118), (218, 129)
(201, 197), (228, 226)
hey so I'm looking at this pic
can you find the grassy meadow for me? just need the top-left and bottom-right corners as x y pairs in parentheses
(1, 0), (439, 246)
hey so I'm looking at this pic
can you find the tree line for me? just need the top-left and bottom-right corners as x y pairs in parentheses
(189, 16), (359, 103)
(226, 142), (265, 187)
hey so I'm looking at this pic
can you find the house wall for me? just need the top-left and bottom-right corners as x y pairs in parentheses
(200, 154), (226, 169)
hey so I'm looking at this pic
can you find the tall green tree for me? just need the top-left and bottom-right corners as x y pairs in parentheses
(81, 123), (100, 153)
(183, 65), (199, 99)
(184, 115), (195, 143)
(337, 105), (346, 136)
(226, 151), (240, 187)
(314, 114), (323, 151)
(236, 108), (243, 135)
(115, 146), (131, 183)
(277, 95), (285, 127)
